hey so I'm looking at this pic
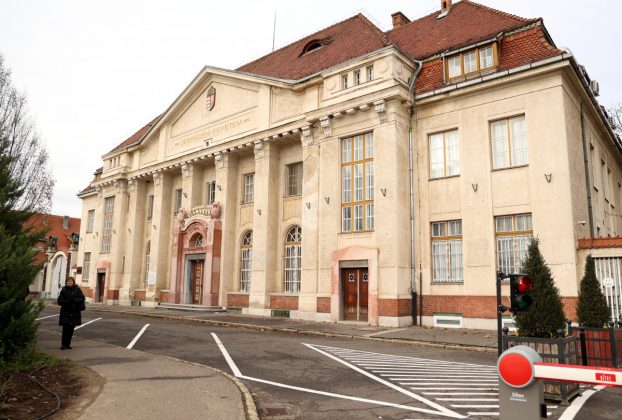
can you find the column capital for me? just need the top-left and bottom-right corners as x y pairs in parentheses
(301, 125), (314, 147)
(254, 140), (266, 159)
(153, 171), (163, 185)
(181, 162), (191, 178)
(319, 116), (331, 138)
(374, 99), (387, 123)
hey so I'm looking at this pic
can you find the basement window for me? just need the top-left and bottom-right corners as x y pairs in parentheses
(433, 313), (463, 328)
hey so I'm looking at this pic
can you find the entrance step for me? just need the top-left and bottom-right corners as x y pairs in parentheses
(156, 302), (226, 313)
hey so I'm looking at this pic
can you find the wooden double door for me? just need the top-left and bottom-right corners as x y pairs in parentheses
(342, 268), (368, 321)
(190, 260), (204, 305)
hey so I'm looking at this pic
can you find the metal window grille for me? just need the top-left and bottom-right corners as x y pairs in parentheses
(284, 226), (301, 293)
(193, 234), (203, 248)
(82, 252), (91, 281)
(286, 162), (303, 196)
(101, 196), (114, 253)
(341, 133), (373, 232)
(495, 214), (532, 274)
(431, 221), (463, 282)
(240, 231), (253, 292)
(594, 257), (622, 323)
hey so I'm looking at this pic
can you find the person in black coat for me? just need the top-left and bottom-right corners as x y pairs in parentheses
(57, 277), (85, 349)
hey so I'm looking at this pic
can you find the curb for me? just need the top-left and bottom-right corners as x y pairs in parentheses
(84, 307), (497, 354)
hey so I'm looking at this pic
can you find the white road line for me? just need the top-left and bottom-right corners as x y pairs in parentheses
(558, 385), (605, 420)
(211, 333), (242, 377)
(468, 412), (498, 416)
(35, 314), (59, 321)
(126, 324), (150, 349)
(364, 327), (409, 337)
(210, 334), (465, 418)
(305, 344), (465, 419)
(74, 317), (102, 330)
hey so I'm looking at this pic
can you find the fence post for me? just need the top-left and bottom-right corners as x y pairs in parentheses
(610, 326), (618, 368)
(580, 326), (588, 366)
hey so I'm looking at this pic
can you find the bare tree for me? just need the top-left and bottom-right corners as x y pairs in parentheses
(0, 54), (54, 214)
(608, 103), (622, 138)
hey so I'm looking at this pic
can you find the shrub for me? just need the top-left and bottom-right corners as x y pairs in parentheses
(577, 255), (610, 327)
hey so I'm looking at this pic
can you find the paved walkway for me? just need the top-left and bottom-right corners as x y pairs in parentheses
(39, 303), (498, 419)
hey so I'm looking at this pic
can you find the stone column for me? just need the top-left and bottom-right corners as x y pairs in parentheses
(125, 178), (147, 297)
(109, 180), (129, 304)
(250, 141), (279, 314)
(148, 171), (173, 303)
(299, 126), (320, 317)
(215, 152), (239, 305)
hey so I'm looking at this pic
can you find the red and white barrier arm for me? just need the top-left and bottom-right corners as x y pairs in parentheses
(534, 363), (622, 387)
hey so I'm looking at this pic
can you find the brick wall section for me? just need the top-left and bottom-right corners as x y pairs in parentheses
(378, 299), (412, 317)
(317, 297), (331, 313)
(227, 294), (249, 308)
(133, 290), (146, 301)
(82, 287), (92, 299)
(421, 295), (579, 321)
(158, 291), (169, 303)
(106, 289), (119, 300)
(270, 295), (299, 310)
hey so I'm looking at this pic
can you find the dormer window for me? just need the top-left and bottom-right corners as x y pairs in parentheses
(300, 37), (332, 56)
(446, 44), (497, 80)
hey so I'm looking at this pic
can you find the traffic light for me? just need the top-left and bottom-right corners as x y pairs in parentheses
(510, 274), (533, 313)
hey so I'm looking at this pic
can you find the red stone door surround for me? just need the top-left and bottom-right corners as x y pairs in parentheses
(170, 215), (222, 305)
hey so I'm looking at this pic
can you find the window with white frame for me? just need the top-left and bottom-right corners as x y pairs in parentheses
(495, 214), (533, 274)
(86, 209), (94, 233)
(491, 115), (527, 169)
(341, 74), (348, 90)
(174, 189), (182, 214)
(367, 66), (374, 81)
(144, 241), (150, 288)
(82, 252), (91, 282)
(284, 226), (302, 293)
(429, 129), (460, 178)
(286, 162), (303, 197)
(431, 220), (463, 283)
(342, 133), (374, 232)
(206, 181), (216, 205)
(446, 44), (496, 79)
(240, 231), (253, 292)
(243, 174), (254, 204)
(101, 196), (114, 253)
(147, 195), (154, 219)
(354, 69), (361, 86)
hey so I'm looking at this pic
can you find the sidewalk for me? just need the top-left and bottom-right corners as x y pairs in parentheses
(84, 303), (498, 352)
(37, 329), (256, 420)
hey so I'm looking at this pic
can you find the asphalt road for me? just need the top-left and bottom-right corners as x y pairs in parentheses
(36, 307), (621, 420)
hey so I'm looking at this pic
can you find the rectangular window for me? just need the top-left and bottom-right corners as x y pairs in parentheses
(82, 252), (91, 282)
(174, 189), (182, 214)
(86, 209), (95, 233)
(341, 74), (348, 90)
(448, 56), (462, 78)
(243, 173), (254, 203)
(147, 195), (154, 219)
(342, 133), (374, 232)
(206, 181), (216, 205)
(479, 46), (494, 69)
(353, 70), (361, 86)
(431, 220), (463, 283)
(590, 144), (598, 190)
(446, 44), (496, 79)
(463, 50), (477, 74)
(429, 129), (460, 178)
(367, 66), (374, 81)
(491, 115), (527, 169)
(101, 196), (114, 253)
(286, 162), (303, 197)
(495, 213), (533, 274)
(602, 161), (610, 201)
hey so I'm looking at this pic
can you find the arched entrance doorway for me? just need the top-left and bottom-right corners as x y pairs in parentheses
(49, 253), (67, 298)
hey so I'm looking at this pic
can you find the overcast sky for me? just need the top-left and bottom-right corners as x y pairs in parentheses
(1, 0), (620, 217)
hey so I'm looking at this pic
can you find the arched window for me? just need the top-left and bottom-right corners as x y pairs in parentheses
(284, 226), (302, 293)
(144, 241), (151, 288)
(240, 231), (253, 292)
(191, 233), (203, 248)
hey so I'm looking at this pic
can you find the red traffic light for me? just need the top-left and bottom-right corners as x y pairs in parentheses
(517, 276), (532, 293)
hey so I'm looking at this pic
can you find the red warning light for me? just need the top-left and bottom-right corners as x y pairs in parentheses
(517, 276), (532, 293)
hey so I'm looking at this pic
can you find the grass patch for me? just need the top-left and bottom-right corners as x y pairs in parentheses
(0, 348), (69, 373)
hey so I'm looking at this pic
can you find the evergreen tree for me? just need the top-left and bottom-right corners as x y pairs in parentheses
(577, 255), (610, 327)
(515, 239), (566, 338)
(0, 105), (44, 364)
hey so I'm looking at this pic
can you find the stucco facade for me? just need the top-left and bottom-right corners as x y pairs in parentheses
(76, 2), (622, 328)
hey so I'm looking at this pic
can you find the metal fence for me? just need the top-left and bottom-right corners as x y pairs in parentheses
(594, 257), (622, 323)
(569, 326), (622, 368)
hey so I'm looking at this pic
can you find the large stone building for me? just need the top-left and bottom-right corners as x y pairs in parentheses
(77, 0), (622, 328)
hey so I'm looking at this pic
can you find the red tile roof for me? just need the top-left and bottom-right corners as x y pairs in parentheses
(109, 115), (161, 153)
(26, 214), (81, 263)
(578, 237), (622, 249)
(237, 14), (389, 80)
(387, 0), (539, 60)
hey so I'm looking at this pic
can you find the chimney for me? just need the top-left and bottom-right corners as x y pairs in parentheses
(63, 215), (69, 230)
(441, 0), (453, 12)
(391, 11), (411, 29)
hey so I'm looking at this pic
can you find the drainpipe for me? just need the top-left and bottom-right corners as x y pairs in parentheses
(580, 103), (595, 238)
(408, 60), (423, 325)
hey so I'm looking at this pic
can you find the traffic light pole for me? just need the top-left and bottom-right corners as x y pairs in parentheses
(496, 271), (508, 357)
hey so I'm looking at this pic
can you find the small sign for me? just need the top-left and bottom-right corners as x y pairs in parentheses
(596, 372), (616, 382)
(602, 278), (615, 288)
(147, 271), (156, 285)
(349, 274), (355, 283)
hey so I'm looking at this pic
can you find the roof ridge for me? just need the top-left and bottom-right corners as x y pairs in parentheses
(237, 14), (376, 71)
(355, 12), (391, 46)
(464, 0), (538, 24)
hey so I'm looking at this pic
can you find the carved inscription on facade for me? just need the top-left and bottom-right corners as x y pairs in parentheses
(172, 116), (252, 148)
